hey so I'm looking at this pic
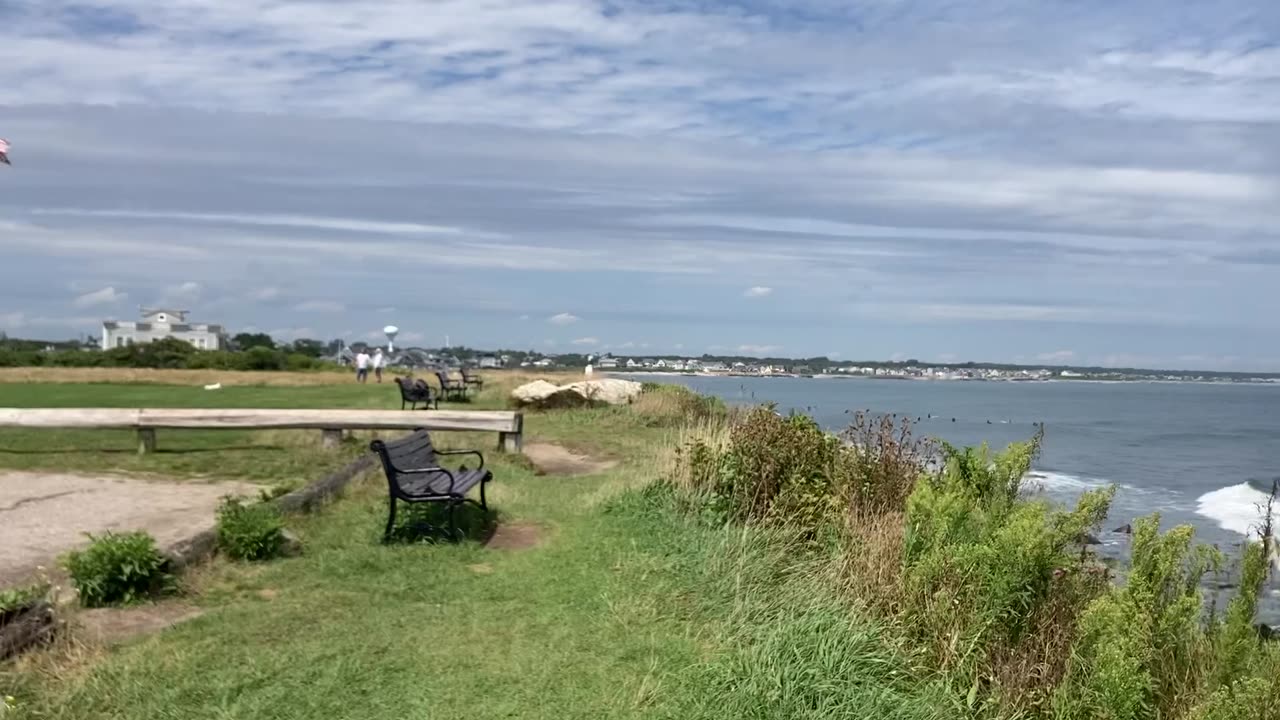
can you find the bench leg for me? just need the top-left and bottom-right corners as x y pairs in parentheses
(321, 429), (343, 449)
(383, 496), (397, 543)
(498, 431), (522, 454)
(137, 428), (156, 455)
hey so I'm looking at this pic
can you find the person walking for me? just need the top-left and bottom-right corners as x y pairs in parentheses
(355, 349), (371, 383)
(373, 348), (386, 383)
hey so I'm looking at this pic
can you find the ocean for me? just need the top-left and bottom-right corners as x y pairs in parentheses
(658, 375), (1280, 617)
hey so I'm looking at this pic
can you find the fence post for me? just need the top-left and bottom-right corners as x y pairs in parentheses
(137, 428), (156, 455)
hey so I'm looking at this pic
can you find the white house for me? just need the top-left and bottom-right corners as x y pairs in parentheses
(102, 308), (227, 351)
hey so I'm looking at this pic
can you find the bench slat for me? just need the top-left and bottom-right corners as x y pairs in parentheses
(0, 408), (520, 433)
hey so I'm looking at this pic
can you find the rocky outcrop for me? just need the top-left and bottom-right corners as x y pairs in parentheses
(511, 378), (644, 408)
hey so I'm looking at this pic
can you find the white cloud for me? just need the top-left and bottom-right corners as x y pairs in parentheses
(572, 337), (600, 346)
(163, 281), (202, 304)
(0, 311), (28, 329)
(267, 327), (317, 340)
(376, 306), (397, 314)
(737, 344), (781, 354)
(548, 312), (580, 325)
(294, 300), (346, 313)
(542, 339), (558, 347)
(250, 286), (281, 301)
(73, 286), (126, 308)
(744, 286), (774, 298)
(518, 314), (531, 321)
(1036, 350), (1077, 363)
(674, 343), (684, 350)
(33, 209), (467, 237)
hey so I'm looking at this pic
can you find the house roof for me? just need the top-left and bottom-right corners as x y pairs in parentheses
(140, 307), (189, 319)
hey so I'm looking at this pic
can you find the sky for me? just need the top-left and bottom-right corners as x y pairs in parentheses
(0, 0), (1278, 371)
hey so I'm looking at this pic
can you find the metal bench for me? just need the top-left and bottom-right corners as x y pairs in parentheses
(461, 368), (485, 391)
(394, 376), (438, 410)
(434, 369), (470, 402)
(370, 429), (492, 542)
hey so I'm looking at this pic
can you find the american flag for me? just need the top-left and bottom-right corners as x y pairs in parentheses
(0, 138), (10, 165)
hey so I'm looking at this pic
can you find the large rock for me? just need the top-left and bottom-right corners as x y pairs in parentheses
(511, 378), (643, 407)
(511, 380), (562, 405)
(562, 379), (643, 405)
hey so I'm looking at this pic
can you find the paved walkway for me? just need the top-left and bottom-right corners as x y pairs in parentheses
(0, 471), (256, 588)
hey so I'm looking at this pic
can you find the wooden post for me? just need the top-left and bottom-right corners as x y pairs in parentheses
(498, 413), (523, 453)
(136, 428), (156, 455)
(320, 429), (343, 449)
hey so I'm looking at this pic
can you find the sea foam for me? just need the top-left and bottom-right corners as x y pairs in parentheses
(1025, 470), (1111, 492)
(1195, 483), (1274, 537)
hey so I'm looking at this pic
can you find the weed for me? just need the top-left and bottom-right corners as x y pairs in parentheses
(216, 497), (286, 561)
(62, 532), (174, 608)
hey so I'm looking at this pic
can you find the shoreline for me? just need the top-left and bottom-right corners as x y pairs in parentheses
(606, 371), (1280, 386)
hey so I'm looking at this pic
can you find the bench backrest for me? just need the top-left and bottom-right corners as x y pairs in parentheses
(370, 429), (436, 491)
(395, 376), (431, 400)
(435, 370), (461, 388)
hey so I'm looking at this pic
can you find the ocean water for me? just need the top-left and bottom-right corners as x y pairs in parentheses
(661, 375), (1280, 617)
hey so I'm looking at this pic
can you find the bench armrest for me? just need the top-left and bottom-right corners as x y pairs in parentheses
(435, 449), (484, 471)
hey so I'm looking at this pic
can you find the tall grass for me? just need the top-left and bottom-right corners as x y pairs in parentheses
(664, 406), (1279, 720)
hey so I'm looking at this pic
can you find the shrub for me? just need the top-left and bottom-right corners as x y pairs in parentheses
(63, 531), (174, 607)
(285, 353), (316, 372)
(0, 583), (49, 621)
(631, 385), (725, 426)
(837, 411), (934, 518)
(238, 346), (287, 371)
(899, 435), (1115, 684)
(216, 497), (286, 561)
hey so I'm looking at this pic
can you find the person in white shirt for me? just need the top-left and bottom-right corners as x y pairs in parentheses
(373, 348), (386, 383)
(355, 350), (371, 383)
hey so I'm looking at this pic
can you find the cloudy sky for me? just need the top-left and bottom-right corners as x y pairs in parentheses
(1, 0), (1277, 369)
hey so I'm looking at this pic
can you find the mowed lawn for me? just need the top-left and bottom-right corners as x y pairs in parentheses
(1, 376), (957, 720)
(0, 376), (524, 483)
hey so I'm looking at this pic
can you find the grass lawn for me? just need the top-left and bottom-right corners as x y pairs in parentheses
(1, 373), (958, 719)
(0, 373), (540, 483)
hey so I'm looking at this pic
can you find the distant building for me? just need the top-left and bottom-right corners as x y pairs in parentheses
(101, 308), (226, 350)
(478, 355), (502, 369)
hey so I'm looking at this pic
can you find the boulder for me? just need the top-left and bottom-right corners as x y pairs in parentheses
(511, 380), (562, 405)
(561, 379), (644, 406)
(510, 378), (644, 407)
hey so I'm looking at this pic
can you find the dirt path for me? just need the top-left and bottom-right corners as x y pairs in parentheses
(0, 471), (257, 589)
(523, 443), (617, 476)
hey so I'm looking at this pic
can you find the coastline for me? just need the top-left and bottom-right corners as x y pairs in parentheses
(605, 370), (1280, 386)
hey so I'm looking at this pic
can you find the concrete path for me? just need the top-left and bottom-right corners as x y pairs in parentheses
(0, 471), (256, 588)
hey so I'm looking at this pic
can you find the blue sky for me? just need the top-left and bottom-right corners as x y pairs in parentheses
(0, 0), (1277, 370)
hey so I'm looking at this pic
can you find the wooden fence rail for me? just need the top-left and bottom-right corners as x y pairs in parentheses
(0, 408), (524, 454)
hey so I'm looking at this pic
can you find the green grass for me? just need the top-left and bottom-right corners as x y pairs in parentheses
(0, 381), (959, 719)
(0, 381), (509, 482)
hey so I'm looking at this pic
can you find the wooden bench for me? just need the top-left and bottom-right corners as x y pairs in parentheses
(370, 429), (492, 541)
(0, 408), (524, 454)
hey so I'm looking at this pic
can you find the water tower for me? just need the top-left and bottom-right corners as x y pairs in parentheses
(383, 325), (399, 352)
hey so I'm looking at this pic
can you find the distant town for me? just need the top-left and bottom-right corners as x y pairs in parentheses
(0, 306), (1276, 383)
(584, 355), (1280, 383)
